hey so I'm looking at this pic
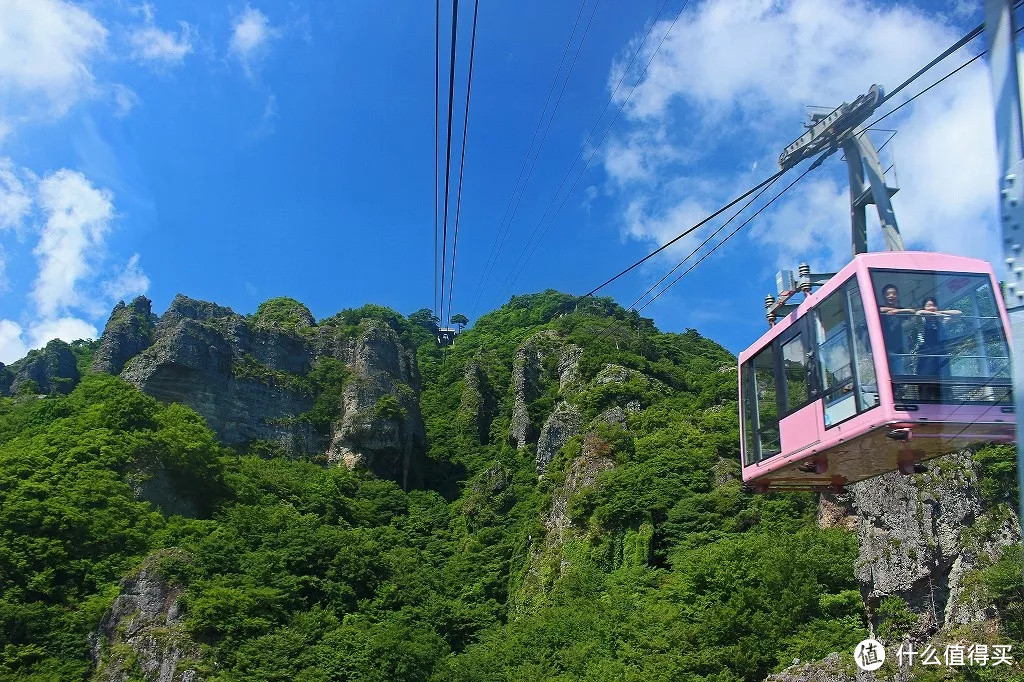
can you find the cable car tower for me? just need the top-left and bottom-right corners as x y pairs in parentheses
(766, 85), (904, 324)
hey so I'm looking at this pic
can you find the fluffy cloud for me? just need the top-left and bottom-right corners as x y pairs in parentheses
(27, 316), (97, 348)
(0, 0), (107, 115)
(103, 253), (150, 301)
(0, 160), (148, 363)
(602, 0), (1000, 280)
(128, 4), (195, 67)
(0, 320), (28, 364)
(0, 158), (33, 232)
(32, 169), (115, 318)
(230, 5), (278, 77)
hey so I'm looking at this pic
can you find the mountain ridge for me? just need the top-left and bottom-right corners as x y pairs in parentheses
(0, 290), (1019, 681)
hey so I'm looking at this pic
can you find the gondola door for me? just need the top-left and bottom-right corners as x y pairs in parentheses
(774, 317), (824, 458)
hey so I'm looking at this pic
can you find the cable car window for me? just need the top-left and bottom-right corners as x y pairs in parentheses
(847, 285), (880, 412)
(749, 345), (781, 460)
(781, 335), (809, 411)
(741, 362), (758, 466)
(815, 289), (857, 426)
(870, 270), (1012, 403)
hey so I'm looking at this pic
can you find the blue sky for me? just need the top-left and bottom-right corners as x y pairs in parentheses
(0, 0), (1005, 363)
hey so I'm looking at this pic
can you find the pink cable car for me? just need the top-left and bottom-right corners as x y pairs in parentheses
(739, 252), (1014, 493)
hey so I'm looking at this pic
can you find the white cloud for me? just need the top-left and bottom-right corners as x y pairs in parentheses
(103, 253), (150, 301)
(231, 6), (272, 56)
(0, 316), (101, 365)
(128, 10), (195, 66)
(0, 158), (33, 231)
(111, 84), (140, 117)
(601, 0), (1002, 279)
(0, 0), (108, 115)
(0, 320), (28, 364)
(28, 316), (97, 348)
(230, 5), (280, 78)
(32, 169), (115, 318)
(0, 162), (149, 363)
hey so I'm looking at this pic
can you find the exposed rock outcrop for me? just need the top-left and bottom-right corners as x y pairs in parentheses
(509, 331), (559, 449)
(842, 452), (1021, 638)
(2, 339), (80, 395)
(90, 549), (201, 682)
(536, 401), (581, 473)
(764, 653), (858, 682)
(545, 432), (616, 545)
(327, 320), (426, 488)
(92, 296), (157, 374)
(121, 296), (320, 455)
(109, 295), (425, 486)
(557, 344), (583, 393)
(458, 360), (499, 445)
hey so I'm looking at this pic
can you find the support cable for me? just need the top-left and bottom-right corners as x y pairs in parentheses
(471, 0), (598, 313)
(433, 0), (440, 319)
(581, 167), (785, 299)
(447, 0), (480, 325)
(493, 0), (690, 306)
(589, 162), (815, 344)
(636, 165), (815, 312)
(626, 175), (782, 311)
(471, 0), (591, 314)
(439, 0), (460, 325)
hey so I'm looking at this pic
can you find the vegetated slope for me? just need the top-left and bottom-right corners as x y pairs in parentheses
(0, 291), (1018, 682)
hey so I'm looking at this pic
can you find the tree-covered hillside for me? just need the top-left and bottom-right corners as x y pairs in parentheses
(0, 291), (1019, 681)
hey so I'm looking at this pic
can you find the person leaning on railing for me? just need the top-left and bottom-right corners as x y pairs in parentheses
(878, 284), (918, 375)
(914, 296), (961, 400)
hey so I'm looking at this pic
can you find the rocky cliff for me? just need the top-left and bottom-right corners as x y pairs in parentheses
(106, 295), (427, 486)
(0, 338), (80, 395)
(92, 296), (158, 375)
(89, 550), (202, 682)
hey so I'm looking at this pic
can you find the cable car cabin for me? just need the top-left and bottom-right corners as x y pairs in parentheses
(739, 252), (1015, 493)
(436, 327), (457, 347)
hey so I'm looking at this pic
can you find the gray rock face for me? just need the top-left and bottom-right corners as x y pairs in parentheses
(764, 653), (877, 682)
(459, 361), (498, 445)
(828, 451), (1021, 638)
(536, 401), (582, 473)
(557, 344), (583, 393)
(92, 296), (157, 374)
(509, 331), (559, 449)
(4, 339), (80, 395)
(546, 432), (616, 543)
(114, 295), (425, 486)
(327, 321), (426, 488)
(90, 550), (201, 682)
(122, 296), (320, 455)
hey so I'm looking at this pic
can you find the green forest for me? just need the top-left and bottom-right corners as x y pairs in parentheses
(0, 291), (1020, 681)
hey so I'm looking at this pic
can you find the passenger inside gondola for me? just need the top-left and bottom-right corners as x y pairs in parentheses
(914, 296), (962, 400)
(871, 270), (1011, 404)
(877, 283), (917, 375)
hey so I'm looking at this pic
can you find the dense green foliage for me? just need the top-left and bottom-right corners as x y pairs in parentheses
(251, 297), (316, 333)
(0, 291), (1019, 681)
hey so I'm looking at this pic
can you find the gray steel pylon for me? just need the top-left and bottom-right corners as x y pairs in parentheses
(984, 0), (1024, 539)
(842, 131), (904, 255)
